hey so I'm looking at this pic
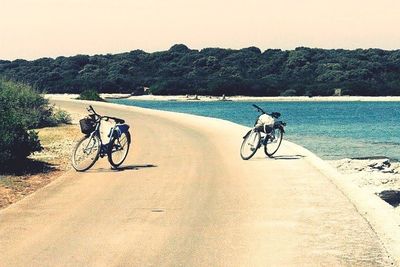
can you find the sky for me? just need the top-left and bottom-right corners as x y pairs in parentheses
(1, 0), (400, 60)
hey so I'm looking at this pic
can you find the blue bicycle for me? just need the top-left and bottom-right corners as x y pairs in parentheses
(72, 105), (131, 171)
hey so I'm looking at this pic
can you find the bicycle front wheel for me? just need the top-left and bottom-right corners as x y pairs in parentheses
(71, 135), (101, 171)
(264, 128), (283, 157)
(240, 130), (261, 160)
(108, 131), (131, 168)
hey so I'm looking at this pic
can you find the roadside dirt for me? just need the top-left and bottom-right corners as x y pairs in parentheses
(0, 124), (81, 209)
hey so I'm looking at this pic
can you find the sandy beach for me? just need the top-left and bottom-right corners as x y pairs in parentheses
(46, 93), (400, 102)
(0, 97), (399, 266)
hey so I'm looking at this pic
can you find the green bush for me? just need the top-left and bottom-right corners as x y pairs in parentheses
(77, 89), (104, 101)
(51, 108), (72, 124)
(280, 89), (297, 96)
(40, 107), (72, 126)
(0, 79), (74, 168)
(0, 80), (51, 128)
(0, 80), (45, 165)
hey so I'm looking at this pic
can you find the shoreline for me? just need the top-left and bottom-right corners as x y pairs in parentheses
(45, 93), (400, 102)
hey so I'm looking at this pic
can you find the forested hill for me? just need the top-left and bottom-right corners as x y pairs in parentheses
(1, 44), (400, 96)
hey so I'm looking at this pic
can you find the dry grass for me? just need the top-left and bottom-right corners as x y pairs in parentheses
(31, 124), (81, 169)
(0, 124), (81, 209)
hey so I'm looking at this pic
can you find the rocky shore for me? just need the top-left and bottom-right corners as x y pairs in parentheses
(329, 158), (400, 207)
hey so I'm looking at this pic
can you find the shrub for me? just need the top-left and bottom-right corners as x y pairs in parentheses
(51, 108), (72, 124)
(77, 89), (104, 101)
(0, 80), (44, 165)
(0, 79), (73, 168)
(40, 107), (72, 126)
(0, 79), (51, 128)
(280, 89), (297, 96)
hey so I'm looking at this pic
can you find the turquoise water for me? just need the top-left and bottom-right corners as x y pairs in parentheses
(111, 99), (400, 160)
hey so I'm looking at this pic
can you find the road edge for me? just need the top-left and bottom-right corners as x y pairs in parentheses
(286, 140), (399, 265)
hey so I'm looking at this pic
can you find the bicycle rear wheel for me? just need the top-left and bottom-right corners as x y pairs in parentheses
(108, 131), (131, 168)
(71, 135), (100, 171)
(240, 130), (261, 160)
(264, 128), (283, 157)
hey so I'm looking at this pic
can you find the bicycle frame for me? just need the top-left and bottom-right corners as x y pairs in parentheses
(86, 119), (121, 158)
(82, 105), (130, 157)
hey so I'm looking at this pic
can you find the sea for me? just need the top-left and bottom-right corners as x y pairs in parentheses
(111, 99), (400, 161)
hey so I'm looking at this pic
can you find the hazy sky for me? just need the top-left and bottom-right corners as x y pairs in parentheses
(1, 0), (399, 60)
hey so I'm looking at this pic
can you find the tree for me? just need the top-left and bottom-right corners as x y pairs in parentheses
(0, 45), (399, 96)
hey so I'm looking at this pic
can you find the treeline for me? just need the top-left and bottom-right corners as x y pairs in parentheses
(1, 44), (400, 96)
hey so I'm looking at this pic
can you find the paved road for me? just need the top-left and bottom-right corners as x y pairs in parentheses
(0, 100), (393, 266)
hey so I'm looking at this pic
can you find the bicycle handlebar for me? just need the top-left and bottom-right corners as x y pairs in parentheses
(87, 105), (97, 115)
(87, 105), (125, 124)
(252, 104), (266, 114)
(252, 104), (281, 118)
(104, 116), (125, 124)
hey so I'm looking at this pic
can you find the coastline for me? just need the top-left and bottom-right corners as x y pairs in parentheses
(45, 93), (400, 102)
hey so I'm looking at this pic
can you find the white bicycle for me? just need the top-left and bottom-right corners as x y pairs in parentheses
(240, 104), (286, 160)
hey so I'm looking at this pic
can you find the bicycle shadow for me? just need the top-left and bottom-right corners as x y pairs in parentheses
(113, 164), (157, 171)
(250, 154), (305, 161)
(88, 164), (157, 173)
(272, 155), (305, 160)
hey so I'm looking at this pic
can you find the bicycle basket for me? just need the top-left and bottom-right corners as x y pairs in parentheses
(79, 117), (95, 134)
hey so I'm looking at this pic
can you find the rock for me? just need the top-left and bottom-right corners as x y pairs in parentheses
(368, 159), (391, 170)
(382, 168), (394, 173)
(377, 190), (400, 207)
(381, 178), (389, 184)
(366, 159), (395, 173)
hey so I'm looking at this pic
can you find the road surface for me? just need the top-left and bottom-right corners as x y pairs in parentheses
(0, 100), (393, 266)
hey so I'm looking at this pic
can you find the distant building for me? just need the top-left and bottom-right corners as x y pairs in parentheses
(334, 88), (342, 96)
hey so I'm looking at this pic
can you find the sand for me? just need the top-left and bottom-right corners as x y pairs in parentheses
(45, 93), (400, 102)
